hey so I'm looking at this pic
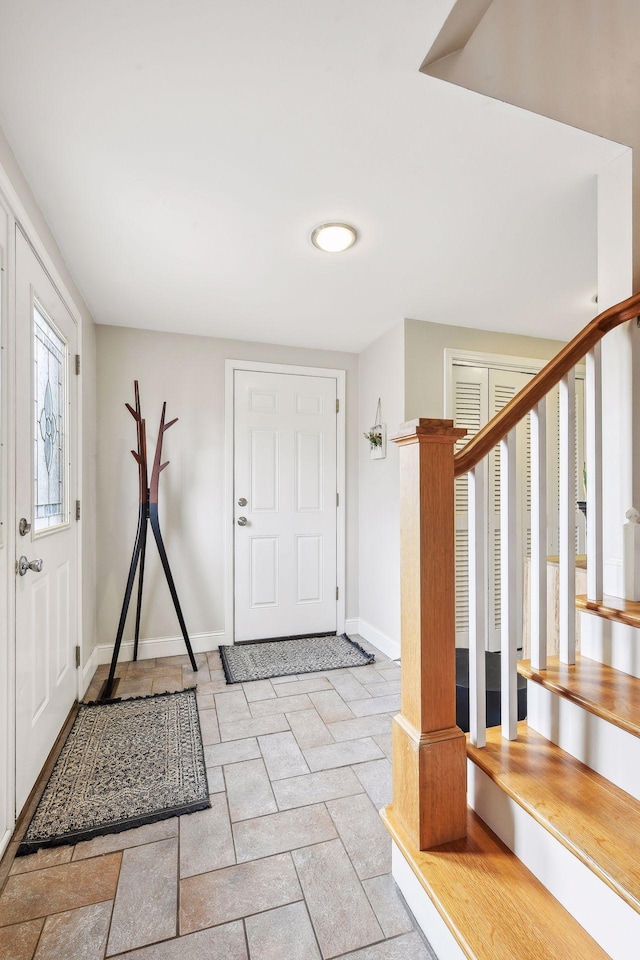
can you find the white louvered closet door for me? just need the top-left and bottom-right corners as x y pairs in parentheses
(487, 369), (533, 652)
(452, 362), (586, 653)
(453, 366), (488, 646)
(452, 364), (533, 651)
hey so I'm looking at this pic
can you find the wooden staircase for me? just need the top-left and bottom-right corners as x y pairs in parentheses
(383, 294), (640, 960)
(386, 604), (640, 959)
(383, 808), (610, 960)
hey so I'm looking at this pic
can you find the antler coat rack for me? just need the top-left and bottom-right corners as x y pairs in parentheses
(101, 381), (197, 699)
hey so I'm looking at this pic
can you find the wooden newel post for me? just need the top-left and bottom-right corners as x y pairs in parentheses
(389, 418), (468, 849)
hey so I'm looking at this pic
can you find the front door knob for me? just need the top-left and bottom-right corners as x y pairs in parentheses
(238, 497), (247, 507)
(17, 556), (44, 576)
(237, 516), (248, 527)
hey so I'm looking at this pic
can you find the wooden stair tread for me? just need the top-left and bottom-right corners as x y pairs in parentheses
(518, 653), (640, 738)
(468, 723), (640, 912)
(576, 592), (640, 627)
(382, 805), (609, 960)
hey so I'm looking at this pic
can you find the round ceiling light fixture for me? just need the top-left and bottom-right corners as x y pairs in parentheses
(311, 222), (358, 253)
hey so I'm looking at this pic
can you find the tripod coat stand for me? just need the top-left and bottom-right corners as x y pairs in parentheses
(101, 382), (197, 700)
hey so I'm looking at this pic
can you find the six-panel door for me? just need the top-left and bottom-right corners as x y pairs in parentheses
(234, 370), (338, 642)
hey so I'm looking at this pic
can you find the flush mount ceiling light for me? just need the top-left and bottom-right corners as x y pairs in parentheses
(311, 222), (358, 253)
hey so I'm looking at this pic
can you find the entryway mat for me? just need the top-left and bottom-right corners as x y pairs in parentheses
(17, 688), (210, 856)
(219, 633), (375, 683)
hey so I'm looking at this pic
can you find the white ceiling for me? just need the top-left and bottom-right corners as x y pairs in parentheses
(0, 1), (627, 352)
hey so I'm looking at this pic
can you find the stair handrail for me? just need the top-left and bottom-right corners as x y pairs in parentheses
(454, 291), (640, 478)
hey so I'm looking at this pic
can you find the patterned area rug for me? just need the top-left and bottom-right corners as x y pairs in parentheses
(219, 634), (375, 683)
(17, 688), (210, 857)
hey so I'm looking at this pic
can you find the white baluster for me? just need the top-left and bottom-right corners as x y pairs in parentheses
(468, 461), (487, 748)
(559, 370), (576, 664)
(500, 428), (518, 740)
(531, 398), (547, 671)
(586, 344), (603, 602)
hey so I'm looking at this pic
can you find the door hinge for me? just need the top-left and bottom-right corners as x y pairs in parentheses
(75, 645), (81, 669)
(75, 354), (81, 375)
(75, 500), (81, 521)
(336, 492), (339, 507)
(336, 586), (339, 600)
(336, 398), (339, 414)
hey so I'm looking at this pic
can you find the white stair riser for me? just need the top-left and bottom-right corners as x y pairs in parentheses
(580, 610), (640, 678)
(391, 843), (467, 960)
(526, 680), (640, 800)
(468, 761), (640, 960)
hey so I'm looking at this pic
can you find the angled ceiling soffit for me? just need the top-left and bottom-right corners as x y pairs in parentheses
(420, 0), (494, 73)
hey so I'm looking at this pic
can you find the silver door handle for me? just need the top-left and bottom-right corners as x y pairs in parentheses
(237, 516), (248, 527)
(238, 497), (247, 507)
(17, 556), (43, 576)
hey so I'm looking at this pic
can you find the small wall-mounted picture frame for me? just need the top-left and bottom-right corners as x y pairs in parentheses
(364, 399), (387, 459)
(369, 422), (386, 460)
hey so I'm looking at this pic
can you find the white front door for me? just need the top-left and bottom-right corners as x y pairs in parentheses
(14, 228), (78, 812)
(233, 369), (337, 642)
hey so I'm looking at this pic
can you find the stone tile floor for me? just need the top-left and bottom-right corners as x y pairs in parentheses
(0, 641), (437, 960)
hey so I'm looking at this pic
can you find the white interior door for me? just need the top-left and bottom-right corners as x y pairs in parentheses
(15, 228), (78, 812)
(234, 369), (337, 642)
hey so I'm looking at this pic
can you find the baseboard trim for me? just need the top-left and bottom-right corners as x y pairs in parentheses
(95, 631), (226, 665)
(356, 618), (401, 661)
(80, 647), (98, 697)
(0, 827), (12, 862)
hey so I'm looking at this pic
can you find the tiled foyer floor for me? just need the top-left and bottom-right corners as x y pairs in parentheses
(0, 643), (436, 960)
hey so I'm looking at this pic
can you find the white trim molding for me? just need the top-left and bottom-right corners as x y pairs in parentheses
(81, 646), (99, 697)
(353, 618), (401, 661)
(224, 359), (347, 645)
(95, 630), (226, 667)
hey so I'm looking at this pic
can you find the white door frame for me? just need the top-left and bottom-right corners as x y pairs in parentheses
(0, 163), (84, 858)
(225, 359), (346, 644)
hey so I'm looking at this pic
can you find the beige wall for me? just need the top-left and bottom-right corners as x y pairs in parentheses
(405, 317), (564, 420)
(358, 322), (405, 655)
(356, 316), (564, 656)
(423, 1), (640, 594)
(96, 325), (359, 652)
(423, 0), (640, 286)
(0, 126), (98, 663)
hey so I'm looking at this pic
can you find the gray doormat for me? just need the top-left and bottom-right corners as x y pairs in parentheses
(219, 633), (375, 683)
(17, 688), (210, 857)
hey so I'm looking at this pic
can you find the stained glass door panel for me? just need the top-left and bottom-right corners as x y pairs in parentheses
(33, 302), (67, 533)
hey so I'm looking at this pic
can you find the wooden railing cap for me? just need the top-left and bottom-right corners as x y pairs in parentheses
(391, 418), (467, 442)
(454, 290), (640, 477)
